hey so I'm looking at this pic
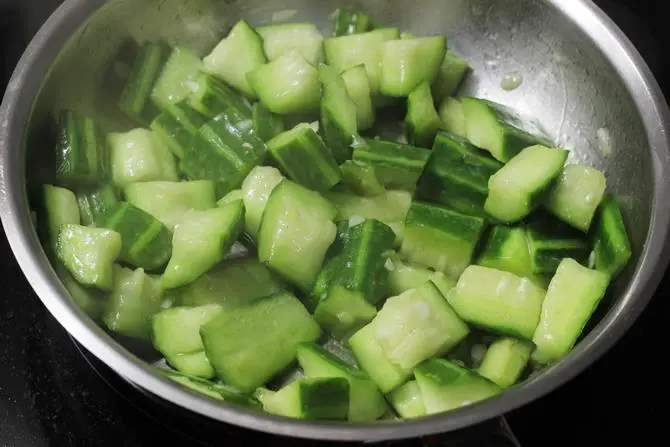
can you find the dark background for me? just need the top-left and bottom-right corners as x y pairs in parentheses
(1, 0), (666, 445)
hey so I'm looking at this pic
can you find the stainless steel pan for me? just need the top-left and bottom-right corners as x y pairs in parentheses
(2, 0), (670, 442)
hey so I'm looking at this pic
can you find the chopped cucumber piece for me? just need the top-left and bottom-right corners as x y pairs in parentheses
(532, 258), (610, 364)
(448, 265), (546, 340)
(178, 257), (286, 308)
(593, 196), (632, 279)
(162, 200), (244, 289)
(348, 320), (412, 393)
(477, 226), (548, 288)
(188, 71), (252, 119)
(98, 202), (172, 271)
(200, 292), (321, 391)
(478, 337), (533, 388)
(247, 51), (321, 115)
(163, 370), (261, 408)
(108, 128), (178, 188)
(388, 380), (425, 419)
(150, 99), (207, 159)
(256, 23), (324, 64)
(203, 20), (266, 97)
(405, 81), (442, 148)
(297, 343), (387, 422)
(217, 189), (244, 207)
(371, 281), (470, 371)
(312, 219), (395, 338)
(151, 46), (204, 110)
(544, 164), (607, 232)
(54, 262), (107, 321)
(414, 358), (501, 415)
(462, 97), (553, 162)
(258, 180), (337, 291)
(400, 202), (487, 279)
(324, 28), (400, 100)
(240, 165), (285, 237)
(252, 102), (284, 142)
(439, 97), (466, 137)
(380, 36), (446, 97)
(56, 224), (122, 291)
(103, 265), (164, 339)
(352, 138), (431, 192)
(268, 122), (342, 191)
(55, 110), (109, 188)
(340, 160), (385, 196)
(124, 180), (217, 231)
(182, 112), (267, 197)
(385, 254), (456, 297)
(319, 63), (360, 163)
(259, 377), (350, 420)
(76, 184), (119, 227)
(331, 8), (373, 36)
(485, 145), (569, 223)
(341, 65), (375, 130)
(152, 304), (222, 378)
(526, 212), (590, 275)
(432, 51), (470, 100)
(325, 190), (412, 246)
(167, 351), (216, 379)
(118, 42), (166, 124)
(418, 131), (502, 216)
(43, 185), (80, 250)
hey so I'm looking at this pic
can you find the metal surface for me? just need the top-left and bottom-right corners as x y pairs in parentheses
(1, 0), (670, 442)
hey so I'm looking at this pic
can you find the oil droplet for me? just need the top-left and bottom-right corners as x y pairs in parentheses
(501, 72), (523, 91)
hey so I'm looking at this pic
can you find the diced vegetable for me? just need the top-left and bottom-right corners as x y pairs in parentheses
(240, 165), (285, 237)
(177, 257), (286, 308)
(331, 8), (373, 36)
(98, 201), (172, 271)
(164, 370), (261, 409)
(124, 180), (217, 231)
(447, 265), (546, 340)
(414, 358), (501, 415)
(525, 212), (590, 275)
(103, 265), (164, 339)
(532, 258), (610, 365)
(341, 65), (376, 130)
(387, 380), (425, 419)
(55, 110), (109, 188)
(485, 145), (569, 223)
(405, 81), (442, 148)
(319, 63), (360, 163)
(400, 202), (487, 279)
(352, 138), (431, 192)
(252, 102), (285, 142)
(258, 377), (350, 420)
(432, 50), (470, 100)
(76, 184), (119, 227)
(200, 292), (321, 391)
(203, 20), (267, 97)
(108, 128), (178, 188)
(439, 97), (466, 137)
(150, 99), (207, 159)
(478, 337), (533, 388)
(258, 179), (337, 291)
(56, 224), (122, 291)
(339, 160), (385, 196)
(379, 36), (446, 97)
(592, 196), (632, 279)
(462, 97), (553, 162)
(267, 122), (342, 191)
(54, 262), (107, 321)
(385, 253), (456, 297)
(188, 71), (252, 119)
(297, 343), (387, 422)
(43, 185), (80, 249)
(162, 200), (244, 289)
(151, 46), (204, 110)
(247, 51), (321, 115)
(118, 42), (166, 124)
(544, 164), (607, 232)
(256, 23), (324, 64)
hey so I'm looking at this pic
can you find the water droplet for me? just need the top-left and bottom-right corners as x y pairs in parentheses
(501, 72), (523, 91)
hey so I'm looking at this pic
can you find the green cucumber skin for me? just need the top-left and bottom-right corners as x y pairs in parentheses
(98, 202), (172, 271)
(77, 184), (120, 227)
(150, 100), (207, 159)
(296, 377), (350, 421)
(55, 110), (109, 188)
(182, 113), (267, 197)
(432, 51), (470, 100)
(526, 212), (591, 275)
(332, 8), (373, 36)
(252, 103), (285, 142)
(405, 81), (442, 149)
(189, 72), (252, 120)
(593, 196), (632, 279)
(353, 138), (431, 192)
(406, 201), (487, 248)
(118, 42), (167, 125)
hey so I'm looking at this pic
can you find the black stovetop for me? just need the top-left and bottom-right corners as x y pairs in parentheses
(1, 1), (667, 445)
